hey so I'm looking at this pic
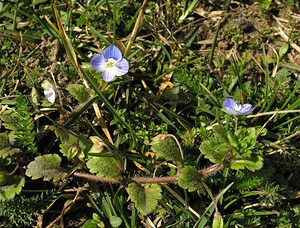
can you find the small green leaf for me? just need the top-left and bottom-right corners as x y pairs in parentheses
(151, 134), (181, 163)
(32, 0), (49, 6)
(200, 138), (233, 164)
(0, 172), (6, 184)
(213, 125), (229, 143)
(89, 136), (105, 153)
(212, 211), (224, 228)
(59, 134), (87, 160)
(87, 156), (122, 179)
(0, 109), (17, 130)
(26, 154), (67, 182)
(0, 133), (20, 158)
(177, 166), (202, 192)
(82, 220), (97, 228)
(66, 83), (90, 103)
(127, 183), (162, 215)
(0, 176), (25, 200)
(279, 43), (289, 59)
(109, 216), (122, 227)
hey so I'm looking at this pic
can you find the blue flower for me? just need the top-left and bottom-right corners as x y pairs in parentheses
(223, 98), (254, 115)
(90, 45), (129, 82)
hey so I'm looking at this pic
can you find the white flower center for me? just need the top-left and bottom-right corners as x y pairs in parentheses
(105, 58), (117, 69)
(235, 104), (242, 111)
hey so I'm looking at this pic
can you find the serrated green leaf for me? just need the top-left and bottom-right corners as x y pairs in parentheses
(66, 83), (90, 103)
(127, 183), (162, 215)
(86, 156), (122, 179)
(59, 133), (87, 160)
(200, 138), (233, 163)
(177, 166), (202, 192)
(200, 125), (235, 164)
(151, 134), (181, 163)
(26, 154), (67, 182)
(213, 125), (229, 143)
(231, 155), (263, 172)
(0, 176), (25, 200)
(234, 128), (257, 151)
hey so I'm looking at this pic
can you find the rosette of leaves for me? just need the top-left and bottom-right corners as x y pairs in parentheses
(150, 134), (182, 163)
(127, 183), (162, 215)
(25, 154), (67, 182)
(200, 126), (264, 172)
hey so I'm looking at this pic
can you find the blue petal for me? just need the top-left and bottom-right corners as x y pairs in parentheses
(102, 70), (116, 82)
(115, 58), (129, 76)
(240, 104), (254, 115)
(224, 106), (240, 115)
(102, 45), (122, 61)
(91, 54), (106, 72)
(44, 88), (56, 103)
(223, 98), (237, 109)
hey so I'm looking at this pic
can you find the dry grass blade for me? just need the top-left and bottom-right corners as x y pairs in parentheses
(124, 0), (148, 57)
(50, 2), (113, 144)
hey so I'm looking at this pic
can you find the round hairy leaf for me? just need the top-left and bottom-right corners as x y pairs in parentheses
(86, 156), (122, 179)
(26, 154), (67, 182)
(127, 183), (162, 215)
(151, 134), (181, 163)
(0, 176), (25, 200)
(177, 166), (202, 192)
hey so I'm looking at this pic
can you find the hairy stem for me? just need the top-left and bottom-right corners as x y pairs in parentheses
(73, 164), (223, 184)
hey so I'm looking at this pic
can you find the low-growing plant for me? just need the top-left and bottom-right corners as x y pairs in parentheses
(0, 0), (299, 227)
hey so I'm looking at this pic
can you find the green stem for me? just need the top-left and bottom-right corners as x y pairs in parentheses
(234, 117), (238, 132)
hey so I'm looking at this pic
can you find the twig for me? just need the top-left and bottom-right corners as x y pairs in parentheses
(277, 27), (300, 54)
(267, 130), (300, 147)
(247, 109), (300, 118)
